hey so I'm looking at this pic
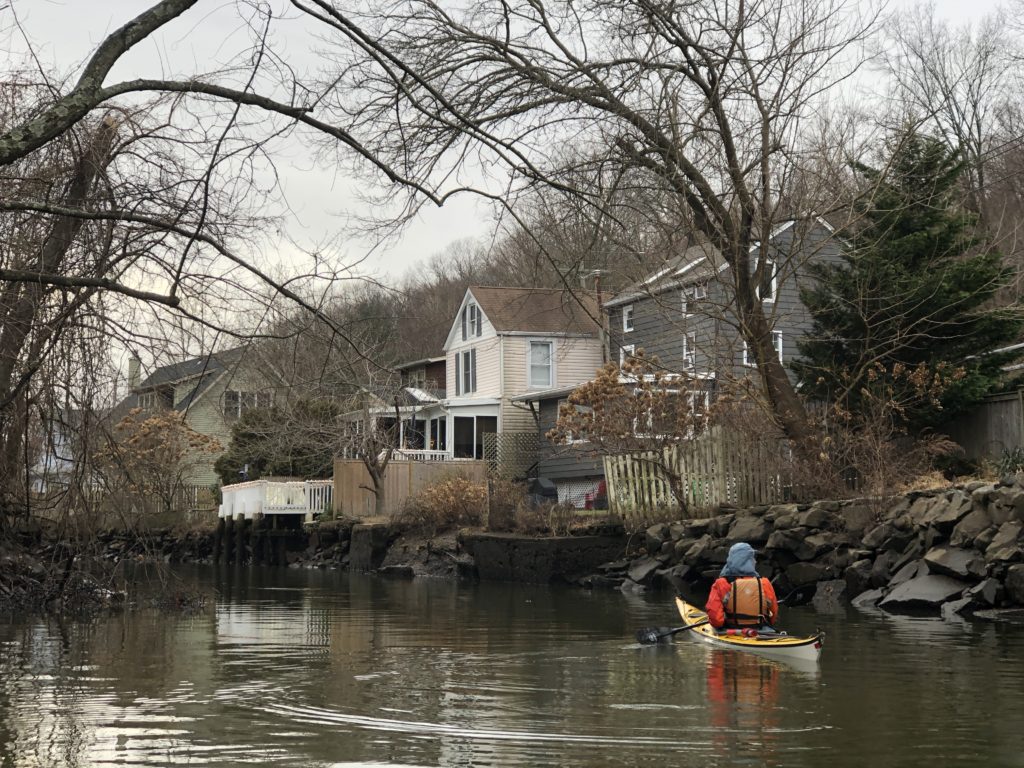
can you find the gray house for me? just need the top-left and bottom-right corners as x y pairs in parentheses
(603, 218), (842, 390)
(516, 218), (842, 507)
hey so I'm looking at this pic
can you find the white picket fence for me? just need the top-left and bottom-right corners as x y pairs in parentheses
(218, 479), (333, 520)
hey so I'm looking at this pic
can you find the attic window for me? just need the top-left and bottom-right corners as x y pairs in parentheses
(756, 257), (776, 303)
(623, 305), (634, 332)
(223, 390), (273, 418)
(682, 282), (707, 316)
(461, 304), (482, 340)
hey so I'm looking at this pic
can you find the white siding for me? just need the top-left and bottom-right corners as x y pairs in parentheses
(498, 335), (604, 434)
(446, 336), (501, 398)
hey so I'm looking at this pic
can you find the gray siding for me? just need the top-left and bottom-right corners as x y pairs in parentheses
(533, 397), (604, 481)
(607, 220), (844, 384)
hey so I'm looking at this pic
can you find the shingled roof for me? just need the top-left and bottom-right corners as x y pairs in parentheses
(469, 286), (600, 336)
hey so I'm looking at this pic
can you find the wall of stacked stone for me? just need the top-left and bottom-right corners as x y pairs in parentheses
(596, 476), (1024, 618)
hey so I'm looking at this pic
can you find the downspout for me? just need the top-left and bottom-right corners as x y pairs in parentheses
(498, 334), (505, 432)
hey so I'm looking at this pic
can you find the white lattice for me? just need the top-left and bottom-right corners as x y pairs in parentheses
(556, 478), (605, 509)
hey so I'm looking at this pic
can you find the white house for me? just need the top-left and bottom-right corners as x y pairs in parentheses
(407, 286), (605, 460)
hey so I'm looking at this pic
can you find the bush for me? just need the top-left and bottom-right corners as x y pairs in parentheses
(398, 476), (488, 533)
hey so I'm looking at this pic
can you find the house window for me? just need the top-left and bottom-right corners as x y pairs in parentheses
(455, 348), (477, 395)
(623, 305), (634, 332)
(529, 341), (553, 389)
(407, 368), (426, 388)
(742, 332), (783, 367)
(223, 390), (273, 418)
(682, 282), (708, 316)
(683, 331), (697, 370)
(619, 343), (635, 366)
(461, 304), (482, 341)
(756, 257), (776, 302)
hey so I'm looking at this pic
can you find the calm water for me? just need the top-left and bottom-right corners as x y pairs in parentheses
(1, 566), (1022, 768)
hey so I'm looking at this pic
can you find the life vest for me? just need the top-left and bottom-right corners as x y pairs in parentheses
(724, 577), (770, 628)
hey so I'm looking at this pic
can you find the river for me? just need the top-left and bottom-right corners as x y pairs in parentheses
(1, 565), (1022, 767)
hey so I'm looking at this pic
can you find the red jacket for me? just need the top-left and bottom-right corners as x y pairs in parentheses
(705, 576), (779, 629)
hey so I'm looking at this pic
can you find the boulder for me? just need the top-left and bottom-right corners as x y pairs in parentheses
(844, 558), (874, 597)
(840, 504), (876, 536)
(975, 525), (999, 552)
(889, 559), (927, 588)
(645, 524), (670, 555)
(811, 579), (848, 612)
(985, 521), (1023, 564)
(966, 578), (1001, 607)
(728, 515), (772, 545)
(923, 492), (972, 534)
(989, 487), (1024, 525)
(1007, 564), (1024, 606)
(797, 507), (835, 530)
(879, 574), (969, 611)
(620, 579), (646, 595)
(798, 533), (834, 561)
(907, 496), (936, 526)
(924, 546), (987, 580)
(950, 508), (993, 548)
(851, 588), (885, 608)
(766, 528), (809, 556)
(628, 555), (662, 585)
(577, 574), (623, 590)
(684, 534), (714, 563)
(971, 483), (996, 513)
(786, 561), (829, 587)
(673, 537), (697, 561)
(708, 514), (735, 538)
(772, 512), (800, 530)
(685, 518), (715, 537)
(869, 550), (900, 588)
(378, 564), (415, 579)
(863, 522), (894, 550)
(941, 597), (973, 620)
(655, 563), (692, 593)
(668, 523), (688, 541)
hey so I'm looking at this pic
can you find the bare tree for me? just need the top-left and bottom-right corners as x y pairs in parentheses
(294, 0), (882, 444)
(880, 3), (1023, 230)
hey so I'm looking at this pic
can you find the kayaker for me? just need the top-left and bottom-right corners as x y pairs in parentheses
(705, 542), (779, 631)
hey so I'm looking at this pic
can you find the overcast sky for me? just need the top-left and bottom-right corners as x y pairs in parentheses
(4, 0), (1008, 283)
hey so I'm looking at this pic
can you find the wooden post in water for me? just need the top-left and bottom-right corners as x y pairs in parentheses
(213, 517), (225, 563)
(224, 516), (236, 564)
(252, 515), (265, 565)
(237, 516), (251, 565)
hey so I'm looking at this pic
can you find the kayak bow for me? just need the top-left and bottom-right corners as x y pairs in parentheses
(675, 597), (823, 663)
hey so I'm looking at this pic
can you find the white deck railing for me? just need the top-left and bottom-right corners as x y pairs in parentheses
(380, 448), (480, 462)
(218, 479), (334, 521)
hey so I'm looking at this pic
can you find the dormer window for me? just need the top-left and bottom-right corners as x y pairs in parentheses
(623, 305), (634, 332)
(461, 303), (482, 340)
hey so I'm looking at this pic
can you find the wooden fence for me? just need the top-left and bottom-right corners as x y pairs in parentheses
(603, 427), (790, 524)
(332, 458), (488, 520)
(942, 389), (1024, 460)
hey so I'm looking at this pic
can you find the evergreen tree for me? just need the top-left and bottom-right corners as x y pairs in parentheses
(794, 128), (1022, 429)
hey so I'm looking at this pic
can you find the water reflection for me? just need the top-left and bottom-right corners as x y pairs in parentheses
(0, 566), (1022, 767)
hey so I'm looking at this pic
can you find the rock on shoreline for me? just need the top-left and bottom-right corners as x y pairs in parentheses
(596, 476), (1024, 621)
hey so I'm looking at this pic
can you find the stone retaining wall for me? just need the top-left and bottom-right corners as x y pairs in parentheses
(597, 477), (1024, 619)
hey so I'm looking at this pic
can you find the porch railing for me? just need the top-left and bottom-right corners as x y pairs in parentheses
(219, 479), (333, 520)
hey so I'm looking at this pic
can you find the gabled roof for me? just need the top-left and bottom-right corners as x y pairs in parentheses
(469, 286), (601, 335)
(394, 356), (445, 371)
(605, 243), (724, 308)
(604, 218), (834, 309)
(137, 346), (247, 390)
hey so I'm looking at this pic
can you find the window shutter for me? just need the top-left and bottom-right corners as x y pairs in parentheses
(455, 354), (461, 395)
(475, 306), (482, 336)
(470, 348), (477, 392)
(461, 307), (467, 341)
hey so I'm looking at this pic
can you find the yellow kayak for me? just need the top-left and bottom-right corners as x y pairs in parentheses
(676, 597), (823, 663)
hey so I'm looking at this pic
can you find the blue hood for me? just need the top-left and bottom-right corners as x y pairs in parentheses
(720, 542), (759, 580)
